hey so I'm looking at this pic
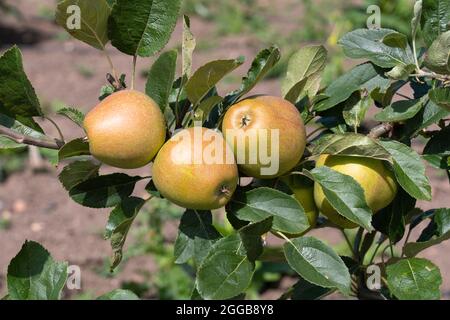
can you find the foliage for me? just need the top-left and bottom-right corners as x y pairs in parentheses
(1, 0), (449, 300)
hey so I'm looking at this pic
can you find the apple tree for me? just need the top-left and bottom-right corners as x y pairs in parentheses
(0, 0), (449, 300)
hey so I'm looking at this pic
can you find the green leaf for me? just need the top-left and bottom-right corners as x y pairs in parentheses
(193, 95), (223, 124)
(382, 32), (408, 49)
(314, 63), (391, 111)
(7, 241), (68, 300)
(58, 160), (101, 191)
(291, 278), (334, 300)
(186, 58), (244, 106)
(386, 258), (442, 300)
(423, 126), (450, 161)
(378, 140), (432, 201)
(373, 188), (416, 243)
(182, 15), (196, 77)
(404, 208), (450, 257)
(58, 138), (90, 162)
(105, 197), (145, 270)
(69, 173), (141, 208)
(196, 234), (254, 300)
(421, 0), (450, 47)
(429, 87), (450, 111)
(283, 237), (351, 295)
(411, 0), (423, 41)
(312, 133), (392, 162)
(342, 95), (371, 129)
(227, 187), (310, 235)
(109, 0), (182, 56)
(338, 29), (414, 68)
(0, 46), (42, 131)
(425, 31), (450, 74)
(386, 64), (416, 80)
(284, 78), (308, 104)
(238, 217), (273, 262)
(56, 107), (85, 128)
(224, 46), (280, 106)
(146, 50), (178, 112)
(400, 98), (450, 139)
(307, 167), (374, 231)
(0, 136), (25, 149)
(374, 97), (426, 122)
(0, 113), (47, 142)
(282, 45), (327, 100)
(97, 289), (139, 300)
(55, 0), (111, 50)
(174, 209), (221, 265)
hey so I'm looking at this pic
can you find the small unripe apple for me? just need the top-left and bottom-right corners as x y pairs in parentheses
(84, 90), (166, 169)
(222, 96), (306, 179)
(152, 127), (239, 210)
(314, 154), (398, 229)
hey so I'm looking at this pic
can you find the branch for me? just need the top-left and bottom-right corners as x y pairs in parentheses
(368, 123), (393, 139)
(0, 125), (64, 150)
(411, 71), (450, 82)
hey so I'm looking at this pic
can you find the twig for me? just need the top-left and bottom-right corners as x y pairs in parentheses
(368, 123), (393, 139)
(411, 71), (450, 82)
(0, 125), (64, 150)
(44, 116), (65, 143)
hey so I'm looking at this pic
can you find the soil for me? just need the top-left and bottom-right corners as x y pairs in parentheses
(0, 0), (449, 300)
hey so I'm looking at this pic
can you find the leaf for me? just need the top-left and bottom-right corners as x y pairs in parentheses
(227, 187), (310, 235)
(386, 258), (442, 300)
(424, 31), (450, 74)
(97, 289), (139, 300)
(145, 50), (178, 112)
(0, 113), (47, 142)
(284, 78), (308, 104)
(238, 217), (273, 262)
(382, 32), (408, 49)
(196, 234), (254, 300)
(0, 136), (25, 149)
(338, 29), (414, 68)
(174, 209), (221, 265)
(56, 107), (85, 128)
(314, 63), (391, 111)
(373, 188), (416, 243)
(400, 98), (450, 139)
(386, 64), (416, 80)
(7, 241), (68, 300)
(374, 97), (426, 122)
(411, 0), (423, 41)
(109, 0), (182, 56)
(283, 237), (351, 295)
(421, 0), (450, 47)
(429, 87), (450, 111)
(69, 173), (141, 208)
(224, 46), (280, 106)
(55, 0), (111, 50)
(342, 95), (371, 129)
(291, 278), (334, 300)
(423, 126), (450, 158)
(0, 46), (42, 131)
(404, 208), (450, 257)
(186, 58), (244, 106)
(378, 140), (432, 201)
(311, 133), (392, 162)
(144, 179), (161, 198)
(58, 138), (90, 162)
(105, 197), (145, 271)
(193, 95), (223, 124)
(182, 15), (196, 77)
(281, 45), (327, 99)
(307, 167), (374, 231)
(58, 160), (101, 191)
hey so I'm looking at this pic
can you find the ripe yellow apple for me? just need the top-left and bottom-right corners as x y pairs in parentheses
(314, 154), (398, 229)
(152, 127), (239, 210)
(84, 90), (166, 169)
(221, 96), (306, 179)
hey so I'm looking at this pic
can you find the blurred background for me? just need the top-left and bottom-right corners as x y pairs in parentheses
(0, 0), (448, 299)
